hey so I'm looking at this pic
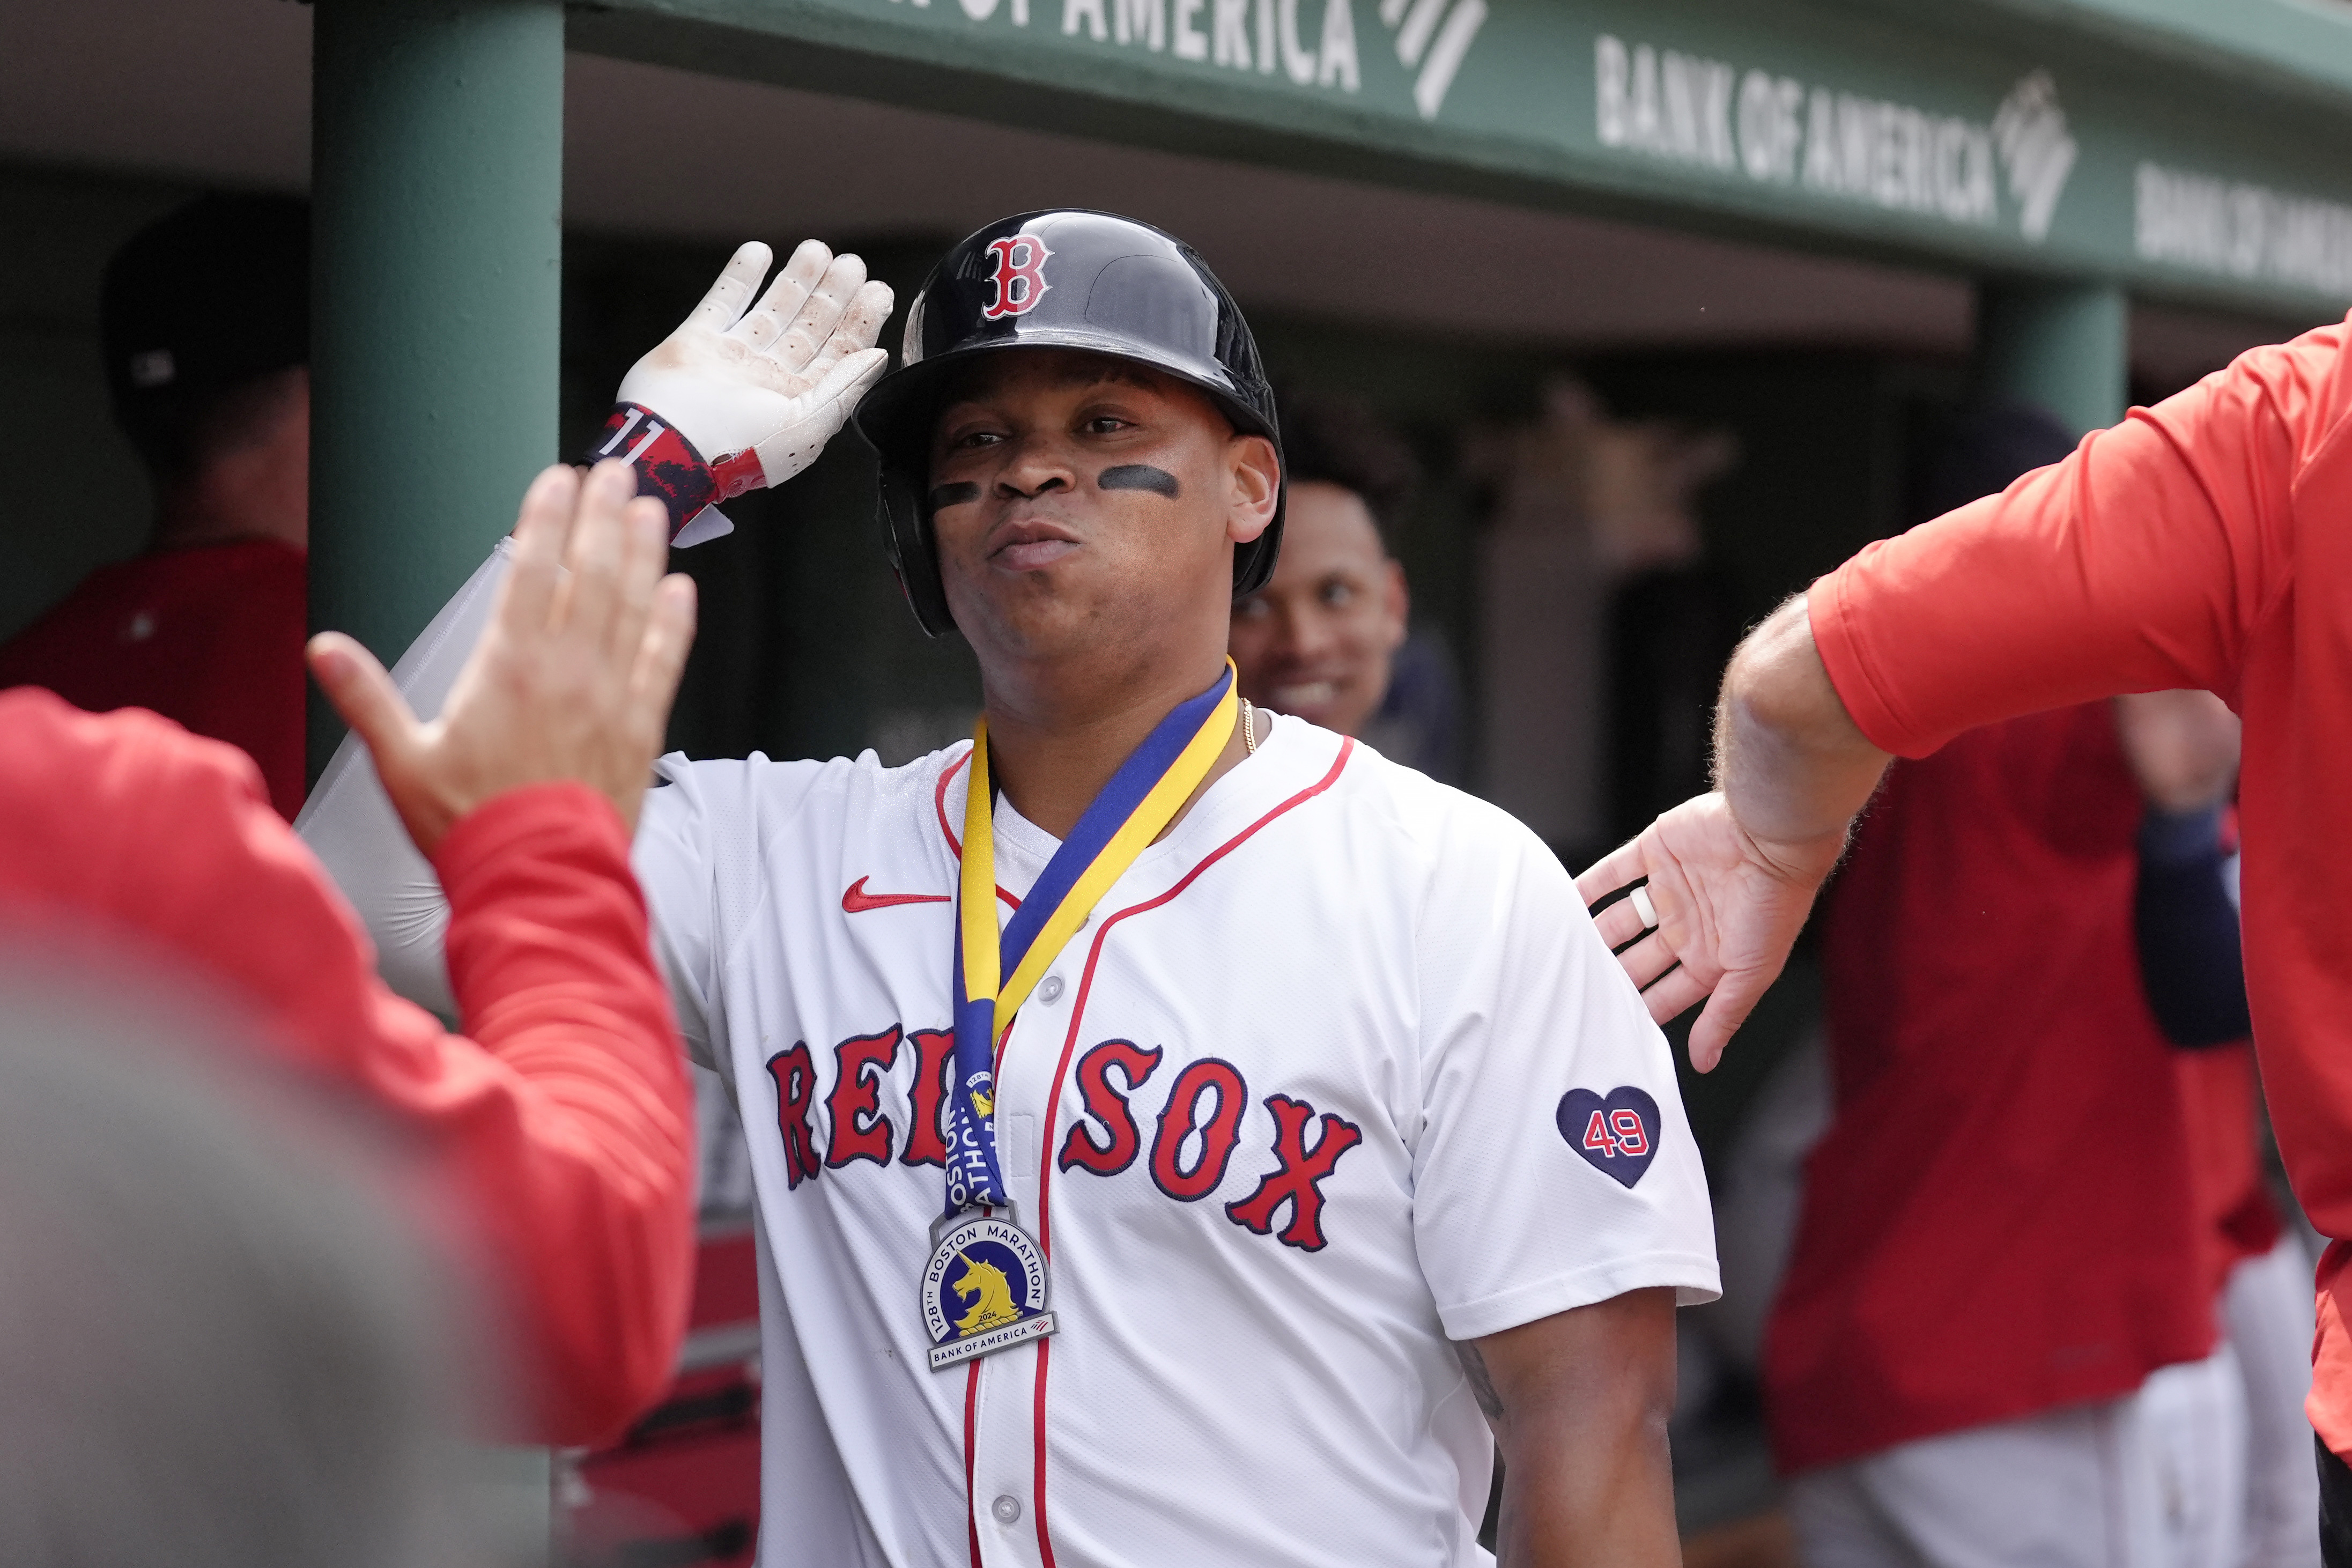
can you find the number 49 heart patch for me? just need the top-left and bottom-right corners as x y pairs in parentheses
(1556, 1086), (1662, 1188)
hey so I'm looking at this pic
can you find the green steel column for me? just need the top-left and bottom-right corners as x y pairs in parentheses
(1973, 279), (2129, 438)
(308, 0), (564, 781)
(307, 4), (563, 1553)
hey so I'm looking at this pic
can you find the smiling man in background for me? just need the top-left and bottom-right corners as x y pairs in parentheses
(1228, 389), (1413, 737)
(1229, 388), (1464, 779)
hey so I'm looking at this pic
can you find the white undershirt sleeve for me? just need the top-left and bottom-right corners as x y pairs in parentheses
(295, 540), (514, 1020)
(297, 538), (748, 1072)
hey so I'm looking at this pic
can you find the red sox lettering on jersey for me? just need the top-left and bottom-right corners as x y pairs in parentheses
(768, 1030), (1365, 1250)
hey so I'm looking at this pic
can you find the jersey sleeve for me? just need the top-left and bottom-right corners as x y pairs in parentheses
(1811, 318), (2347, 758)
(0, 692), (693, 1446)
(630, 751), (842, 1077)
(426, 784), (697, 1444)
(1409, 796), (1719, 1342)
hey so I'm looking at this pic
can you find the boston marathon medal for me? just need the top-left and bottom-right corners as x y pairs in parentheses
(923, 662), (1239, 1370)
(923, 1213), (1056, 1370)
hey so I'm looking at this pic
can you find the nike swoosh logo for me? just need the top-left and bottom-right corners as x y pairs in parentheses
(842, 876), (951, 914)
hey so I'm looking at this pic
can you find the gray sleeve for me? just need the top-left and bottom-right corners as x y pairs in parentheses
(295, 541), (513, 1021)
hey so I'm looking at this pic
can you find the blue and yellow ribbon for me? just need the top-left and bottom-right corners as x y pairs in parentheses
(942, 661), (1240, 1214)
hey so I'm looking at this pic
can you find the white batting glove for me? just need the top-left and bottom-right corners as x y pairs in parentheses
(587, 239), (894, 546)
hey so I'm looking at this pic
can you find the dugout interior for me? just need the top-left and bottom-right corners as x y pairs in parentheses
(0, 1), (2337, 1557)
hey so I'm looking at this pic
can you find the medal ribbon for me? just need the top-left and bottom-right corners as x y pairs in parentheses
(943, 661), (1240, 1215)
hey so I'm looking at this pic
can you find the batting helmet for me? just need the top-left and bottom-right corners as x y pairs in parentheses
(852, 210), (1284, 638)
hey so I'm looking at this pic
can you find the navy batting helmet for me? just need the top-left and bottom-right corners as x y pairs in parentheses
(852, 210), (1284, 638)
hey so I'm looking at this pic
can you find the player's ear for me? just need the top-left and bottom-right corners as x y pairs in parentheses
(1225, 432), (1278, 546)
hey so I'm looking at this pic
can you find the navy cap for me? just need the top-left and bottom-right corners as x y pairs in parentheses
(102, 194), (309, 452)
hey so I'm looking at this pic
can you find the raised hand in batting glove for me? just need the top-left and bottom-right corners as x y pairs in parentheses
(588, 239), (894, 546)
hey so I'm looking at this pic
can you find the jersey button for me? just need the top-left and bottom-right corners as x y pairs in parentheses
(991, 1495), (1023, 1524)
(1039, 975), (1064, 1004)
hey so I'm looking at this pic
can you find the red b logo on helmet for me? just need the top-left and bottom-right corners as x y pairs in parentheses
(981, 235), (1053, 321)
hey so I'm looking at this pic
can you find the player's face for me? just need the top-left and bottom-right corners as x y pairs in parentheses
(927, 351), (1278, 671)
(1229, 481), (1407, 737)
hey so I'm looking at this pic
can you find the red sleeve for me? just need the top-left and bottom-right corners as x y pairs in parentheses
(1811, 317), (2348, 757)
(0, 690), (692, 1446)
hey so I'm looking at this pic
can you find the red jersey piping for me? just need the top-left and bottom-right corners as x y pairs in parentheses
(965, 1362), (982, 1567)
(1024, 737), (1355, 1567)
(935, 750), (1020, 911)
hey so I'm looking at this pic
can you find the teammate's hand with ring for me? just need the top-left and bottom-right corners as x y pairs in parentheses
(306, 458), (698, 854)
(1578, 793), (1847, 1073)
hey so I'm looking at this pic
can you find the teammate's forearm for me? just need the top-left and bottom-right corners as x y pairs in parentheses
(2114, 689), (2240, 813)
(426, 782), (694, 1443)
(1715, 594), (1890, 855)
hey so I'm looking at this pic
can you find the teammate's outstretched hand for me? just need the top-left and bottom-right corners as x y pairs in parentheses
(307, 460), (697, 855)
(611, 239), (894, 500)
(1577, 794), (1845, 1073)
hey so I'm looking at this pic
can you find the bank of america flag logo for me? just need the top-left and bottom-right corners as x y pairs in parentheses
(1380, 0), (1486, 120)
(1992, 72), (2076, 243)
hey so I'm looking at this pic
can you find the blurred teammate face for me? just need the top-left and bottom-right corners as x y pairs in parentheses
(1229, 480), (1407, 737)
(927, 351), (1278, 681)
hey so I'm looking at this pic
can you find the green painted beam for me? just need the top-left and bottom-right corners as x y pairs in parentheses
(308, 0), (565, 781)
(571, 0), (2352, 322)
(1977, 279), (2128, 436)
(1921, 0), (2352, 112)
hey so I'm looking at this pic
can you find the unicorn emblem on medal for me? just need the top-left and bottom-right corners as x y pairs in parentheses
(950, 1252), (1023, 1333)
(922, 1213), (1056, 1369)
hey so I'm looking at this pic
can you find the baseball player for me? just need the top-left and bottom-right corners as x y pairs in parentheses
(1581, 314), (2352, 1560)
(0, 195), (313, 817)
(304, 212), (1717, 1566)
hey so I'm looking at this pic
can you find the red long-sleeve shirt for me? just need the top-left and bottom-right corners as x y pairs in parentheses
(1766, 706), (2214, 1471)
(1808, 310), (2352, 1452)
(0, 539), (308, 818)
(0, 687), (693, 1445)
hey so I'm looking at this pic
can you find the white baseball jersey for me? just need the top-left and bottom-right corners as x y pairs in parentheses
(635, 716), (1718, 1568)
(292, 542), (1718, 1566)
